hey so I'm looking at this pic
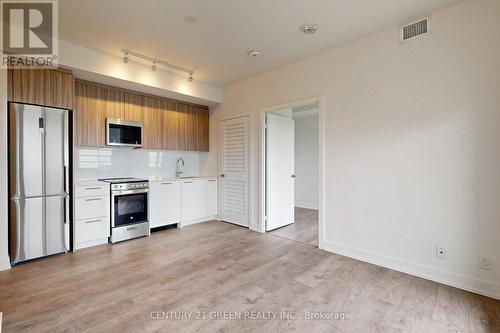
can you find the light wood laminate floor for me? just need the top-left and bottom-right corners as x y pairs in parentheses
(269, 207), (318, 246)
(0, 221), (499, 332)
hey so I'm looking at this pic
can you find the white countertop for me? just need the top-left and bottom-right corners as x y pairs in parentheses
(148, 176), (217, 182)
(75, 180), (109, 187)
(76, 177), (217, 185)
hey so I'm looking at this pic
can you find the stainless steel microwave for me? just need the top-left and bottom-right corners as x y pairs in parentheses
(106, 118), (143, 148)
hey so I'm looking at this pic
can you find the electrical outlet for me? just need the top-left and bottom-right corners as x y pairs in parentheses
(479, 257), (492, 271)
(436, 246), (447, 260)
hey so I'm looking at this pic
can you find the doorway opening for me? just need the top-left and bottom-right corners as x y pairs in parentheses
(263, 101), (321, 247)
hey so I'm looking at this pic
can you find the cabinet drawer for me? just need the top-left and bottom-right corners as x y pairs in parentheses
(75, 196), (109, 220)
(75, 184), (109, 198)
(75, 217), (110, 244)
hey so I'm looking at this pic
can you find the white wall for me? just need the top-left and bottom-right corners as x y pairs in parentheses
(205, 0), (500, 298)
(74, 147), (204, 181)
(294, 113), (319, 209)
(0, 69), (9, 270)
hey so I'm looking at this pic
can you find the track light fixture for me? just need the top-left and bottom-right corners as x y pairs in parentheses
(121, 49), (194, 81)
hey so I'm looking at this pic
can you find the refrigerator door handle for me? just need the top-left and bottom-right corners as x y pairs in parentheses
(10, 199), (21, 263)
(64, 195), (70, 225)
(64, 165), (70, 194)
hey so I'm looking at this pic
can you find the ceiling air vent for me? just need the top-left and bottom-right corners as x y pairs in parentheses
(401, 18), (429, 42)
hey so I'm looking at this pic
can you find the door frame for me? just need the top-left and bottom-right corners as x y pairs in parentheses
(218, 113), (254, 228)
(259, 96), (326, 249)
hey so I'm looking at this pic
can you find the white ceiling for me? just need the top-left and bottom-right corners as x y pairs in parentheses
(59, 0), (462, 86)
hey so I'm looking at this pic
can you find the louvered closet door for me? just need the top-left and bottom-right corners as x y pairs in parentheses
(219, 116), (250, 227)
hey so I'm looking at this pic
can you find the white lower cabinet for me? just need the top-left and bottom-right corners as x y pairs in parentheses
(74, 196), (108, 220)
(149, 178), (218, 228)
(205, 179), (218, 217)
(75, 217), (109, 245)
(181, 179), (218, 226)
(181, 180), (206, 222)
(74, 182), (110, 251)
(149, 181), (182, 228)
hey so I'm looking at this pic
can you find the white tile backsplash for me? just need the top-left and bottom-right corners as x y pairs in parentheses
(74, 147), (205, 181)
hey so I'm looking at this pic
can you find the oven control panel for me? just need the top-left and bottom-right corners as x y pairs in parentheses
(111, 182), (149, 191)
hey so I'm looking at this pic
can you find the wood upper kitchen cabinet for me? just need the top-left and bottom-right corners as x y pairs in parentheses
(73, 80), (209, 151)
(176, 102), (191, 151)
(176, 103), (209, 152)
(74, 80), (106, 147)
(159, 99), (180, 150)
(178, 104), (209, 152)
(8, 68), (46, 106)
(8, 67), (74, 109)
(123, 92), (145, 122)
(142, 96), (161, 149)
(195, 106), (209, 152)
(44, 69), (74, 109)
(103, 87), (125, 120)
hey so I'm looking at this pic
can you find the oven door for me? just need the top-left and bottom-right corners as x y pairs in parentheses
(111, 189), (148, 228)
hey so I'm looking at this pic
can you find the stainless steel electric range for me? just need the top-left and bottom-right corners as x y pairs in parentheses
(98, 178), (150, 243)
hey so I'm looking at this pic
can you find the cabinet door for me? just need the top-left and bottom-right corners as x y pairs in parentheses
(102, 88), (125, 141)
(74, 81), (105, 147)
(204, 179), (218, 217)
(44, 69), (74, 109)
(177, 103), (197, 151)
(196, 107), (209, 152)
(150, 181), (181, 228)
(142, 96), (161, 149)
(178, 105), (209, 152)
(181, 181), (205, 221)
(159, 99), (179, 150)
(8, 68), (45, 105)
(124, 92), (144, 122)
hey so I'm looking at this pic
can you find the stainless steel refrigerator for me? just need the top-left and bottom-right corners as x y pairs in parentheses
(9, 103), (70, 265)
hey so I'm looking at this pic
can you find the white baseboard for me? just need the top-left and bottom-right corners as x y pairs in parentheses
(0, 255), (10, 271)
(323, 240), (500, 301)
(180, 216), (218, 227)
(295, 202), (319, 210)
(74, 238), (109, 251)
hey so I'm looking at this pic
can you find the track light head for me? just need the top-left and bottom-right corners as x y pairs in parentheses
(123, 54), (129, 64)
(151, 63), (157, 72)
(188, 74), (193, 82)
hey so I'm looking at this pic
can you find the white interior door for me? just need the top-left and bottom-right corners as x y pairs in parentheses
(219, 116), (250, 227)
(266, 113), (295, 231)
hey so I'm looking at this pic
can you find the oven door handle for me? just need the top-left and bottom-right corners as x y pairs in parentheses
(111, 188), (149, 196)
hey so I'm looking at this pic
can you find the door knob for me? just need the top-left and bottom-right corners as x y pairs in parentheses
(291, 174), (296, 178)
(220, 174), (225, 178)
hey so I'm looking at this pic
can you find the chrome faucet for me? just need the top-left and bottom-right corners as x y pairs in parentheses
(176, 157), (185, 178)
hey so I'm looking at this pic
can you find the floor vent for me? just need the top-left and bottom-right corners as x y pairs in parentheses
(401, 18), (429, 42)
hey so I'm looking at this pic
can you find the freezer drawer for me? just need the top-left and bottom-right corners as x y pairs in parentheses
(10, 196), (68, 264)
